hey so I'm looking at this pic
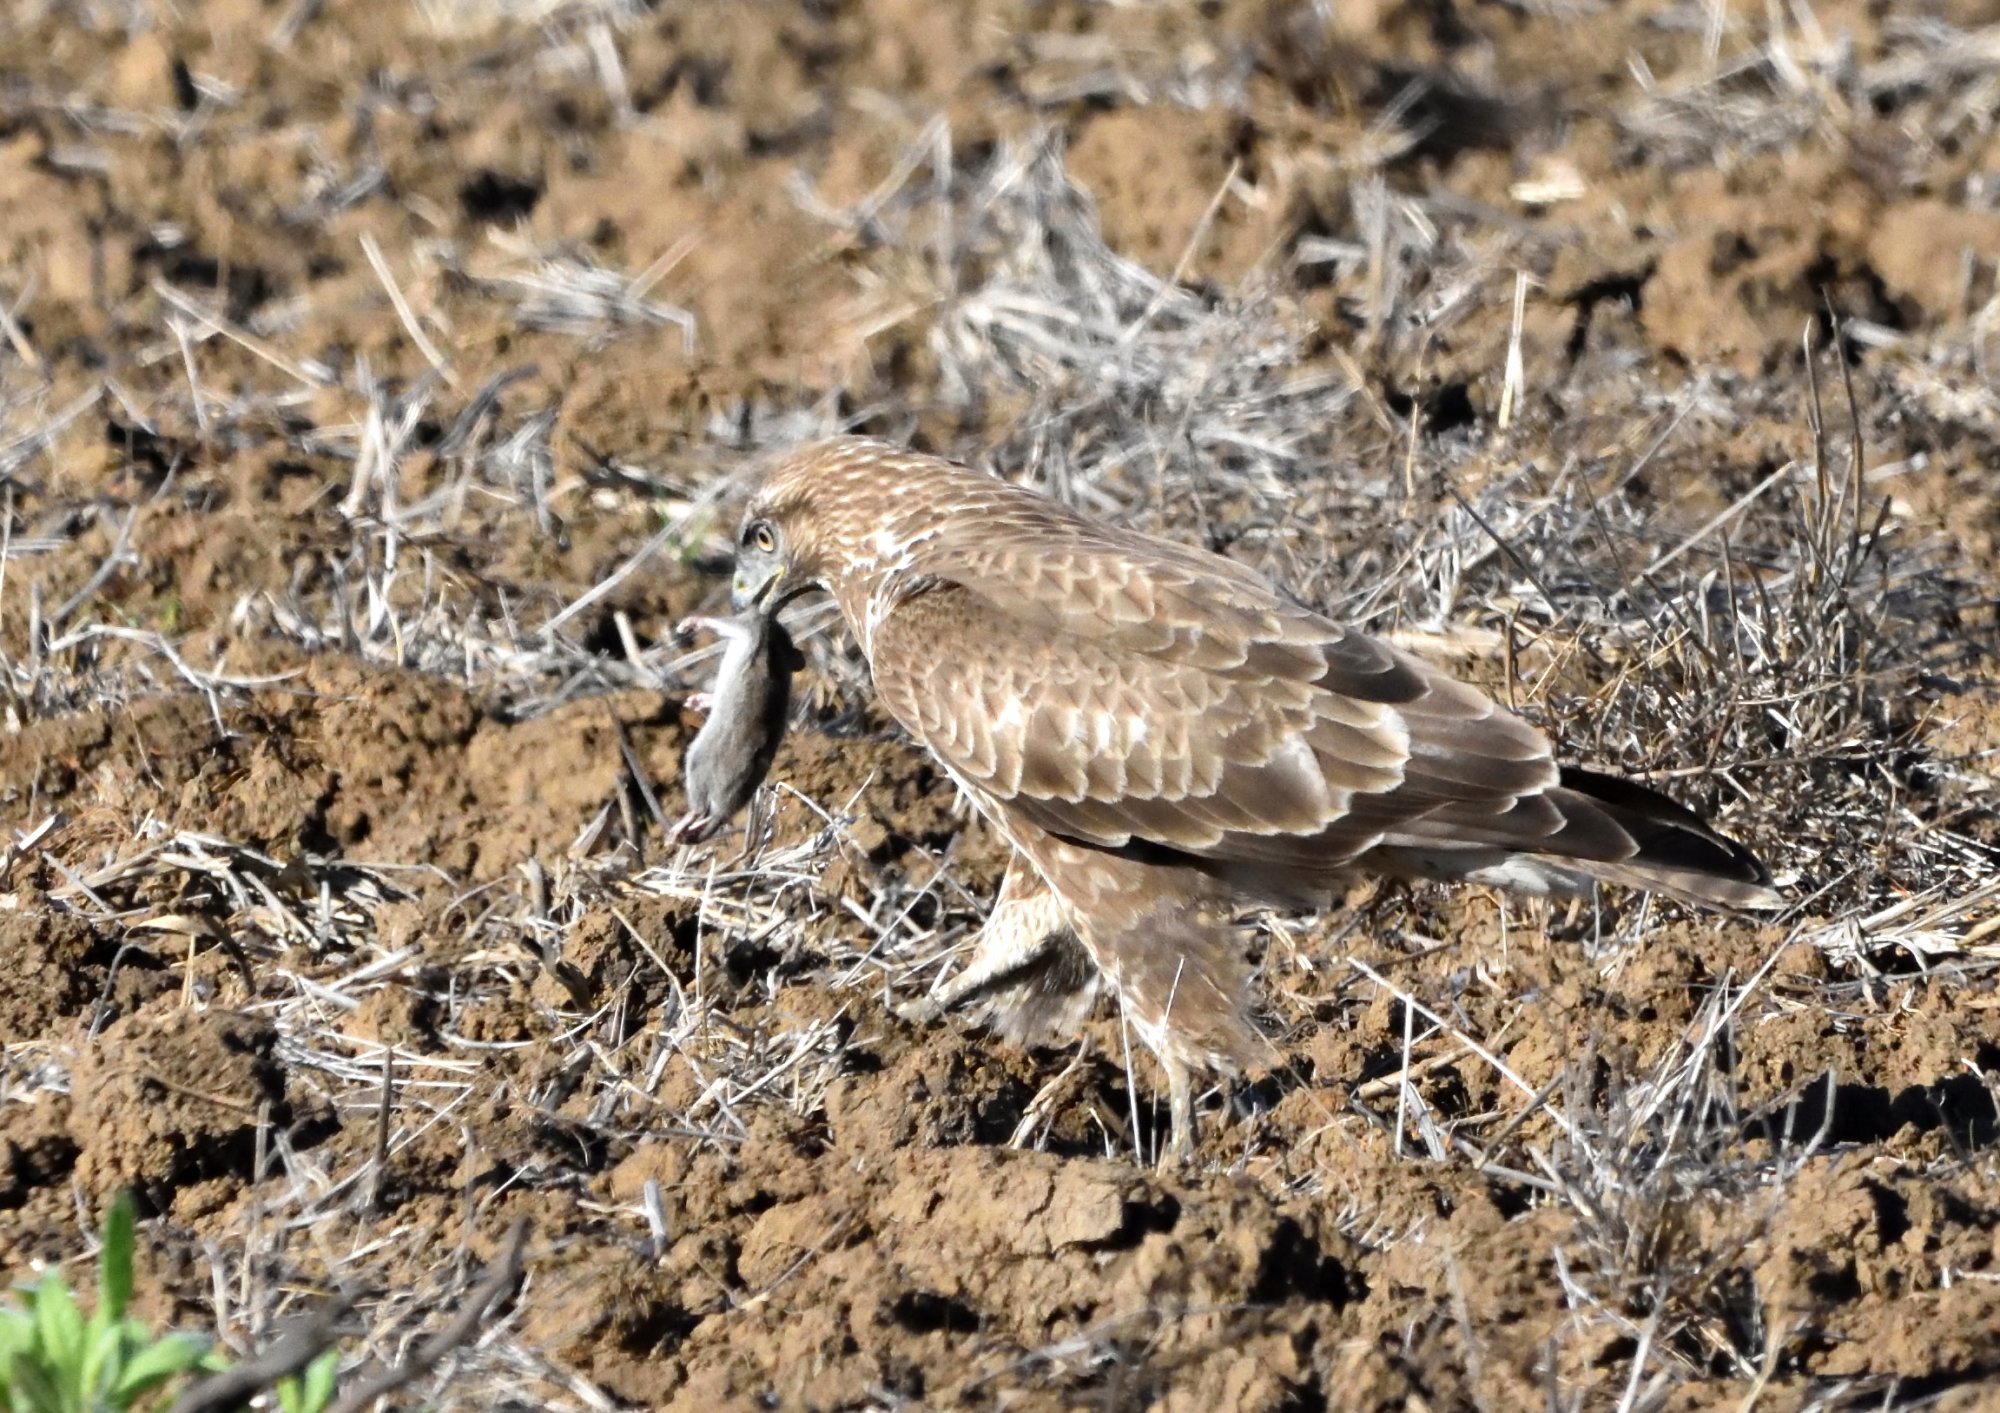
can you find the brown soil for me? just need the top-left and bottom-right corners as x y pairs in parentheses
(3, 0), (1999, 1410)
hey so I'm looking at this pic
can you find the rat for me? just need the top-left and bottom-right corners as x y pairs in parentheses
(669, 608), (802, 845)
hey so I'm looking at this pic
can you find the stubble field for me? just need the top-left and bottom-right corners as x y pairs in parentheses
(3, 1), (2000, 1409)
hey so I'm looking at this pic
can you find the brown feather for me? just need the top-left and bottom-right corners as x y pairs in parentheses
(741, 437), (1780, 1156)
(964, 928), (1101, 1048)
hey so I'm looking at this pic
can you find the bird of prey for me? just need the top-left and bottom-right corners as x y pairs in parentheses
(729, 436), (1775, 1160)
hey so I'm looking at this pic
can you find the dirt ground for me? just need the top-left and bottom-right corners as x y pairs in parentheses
(3, 0), (2000, 1409)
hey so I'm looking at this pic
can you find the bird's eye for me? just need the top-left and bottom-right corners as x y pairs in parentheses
(746, 521), (777, 555)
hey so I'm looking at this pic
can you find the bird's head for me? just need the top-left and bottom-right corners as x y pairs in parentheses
(729, 470), (825, 614)
(728, 503), (800, 614)
(729, 437), (923, 616)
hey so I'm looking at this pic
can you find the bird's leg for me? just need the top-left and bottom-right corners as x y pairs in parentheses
(1123, 1006), (1200, 1167)
(901, 855), (1067, 1020)
(1158, 956), (1204, 1166)
(1163, 1055), (1196, 1169)
(1080, 881), (1269, 1170)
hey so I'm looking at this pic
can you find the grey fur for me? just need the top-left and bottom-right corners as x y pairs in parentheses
(670, 609), (802, 845)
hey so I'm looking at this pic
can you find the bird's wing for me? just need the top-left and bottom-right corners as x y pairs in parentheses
(867, 573), (1584, 891)
(900, 503), (1332, 675)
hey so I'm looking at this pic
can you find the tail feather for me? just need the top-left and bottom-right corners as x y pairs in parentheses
(1550, 766), (1778, 910)
(1365, 767), (1779, 912)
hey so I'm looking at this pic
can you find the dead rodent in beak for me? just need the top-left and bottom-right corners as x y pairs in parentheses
(670, 608), (803, 845)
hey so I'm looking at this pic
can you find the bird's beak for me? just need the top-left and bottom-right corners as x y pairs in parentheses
(731, 565), (782, 614)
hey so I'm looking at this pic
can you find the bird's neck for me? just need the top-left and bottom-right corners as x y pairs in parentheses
(823, 570), (886, 657)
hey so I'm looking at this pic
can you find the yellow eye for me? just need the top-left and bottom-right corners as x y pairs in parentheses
(749, 522), (777, 554)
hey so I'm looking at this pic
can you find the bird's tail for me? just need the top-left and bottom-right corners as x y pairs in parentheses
(1357, 767), (1780, 913)
(1545, 766), (1779, 911)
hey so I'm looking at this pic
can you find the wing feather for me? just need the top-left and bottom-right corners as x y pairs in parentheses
(867, 574), (1558, 881)
(846, 463), (1769, 907)
(762, 437), (1773, 911)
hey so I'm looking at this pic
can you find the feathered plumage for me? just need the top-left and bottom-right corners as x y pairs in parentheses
(731, 437), (1776, 1160)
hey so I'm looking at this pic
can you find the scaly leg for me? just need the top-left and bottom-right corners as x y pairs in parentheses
(1011, 832), (1270, 1168)
(1164, 1054), (1196, 1169)
(1124, 1004), (1200, 1168)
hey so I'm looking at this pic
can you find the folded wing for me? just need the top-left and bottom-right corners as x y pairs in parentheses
(868, 559), (1773, 911)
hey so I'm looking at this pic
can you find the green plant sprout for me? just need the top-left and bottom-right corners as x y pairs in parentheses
(273, 1351), (339, 1413)
(0, 1192), (217, 1412)
(0, 1194), (340, 1413)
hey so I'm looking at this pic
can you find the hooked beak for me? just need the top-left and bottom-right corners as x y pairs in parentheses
(730, 565), (782, 614)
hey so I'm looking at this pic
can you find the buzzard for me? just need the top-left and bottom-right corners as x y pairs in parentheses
(729, 437), (1775, 1159)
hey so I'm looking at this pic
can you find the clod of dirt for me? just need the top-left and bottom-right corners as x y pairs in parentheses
(1867, 200), (2000, 324)
(586, 1141), (1359, 1408)
(69, 1007), (288, 1208)
(0, 1100), (79, 1213)
(0, 911), (103, 1042)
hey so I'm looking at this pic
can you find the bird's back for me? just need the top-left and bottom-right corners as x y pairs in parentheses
(828, 443), (1772, 911)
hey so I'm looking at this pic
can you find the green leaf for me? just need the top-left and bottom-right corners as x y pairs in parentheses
(0, 1307), (32, 1357)
(0, 1196), (231, 1413)
(76, 1194), (140, 1404)
(0, 1310), (27, 1413)
(273, 1347), (341, 1413)
(108, 1331), (211, 1400)
(300, 1349), (339, 1412)
(9, 1356), (64, 1413)
(75, 1327), (119, 1410)
(28, 1274), (83, 1404)
(97, 1195), (135, 1325)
